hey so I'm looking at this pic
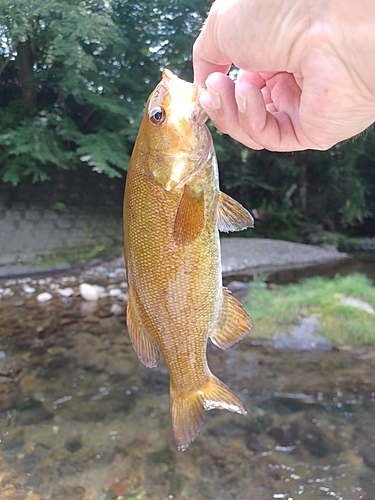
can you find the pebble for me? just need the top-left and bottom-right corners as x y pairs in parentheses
(110, 303), (124, 316)
(36, 292), (53, 303)
(2, 288), (14, 297)
(116, 293), (128, 303)
(79, 283), (100, 301)
(57, 287), (75, 298)
(108, 288), (122, 297)
(22, 284), (36, 294)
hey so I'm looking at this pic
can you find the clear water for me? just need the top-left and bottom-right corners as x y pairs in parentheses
(0, 261), (374, 500)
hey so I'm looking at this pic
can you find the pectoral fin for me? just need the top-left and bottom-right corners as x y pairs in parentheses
(126, 292), (159, 368)
(174, 184), (205, 245)
(217, 191), (254, 232)
(210, 287), (252, 349)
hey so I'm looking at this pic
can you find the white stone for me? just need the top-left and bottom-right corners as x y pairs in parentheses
(79, 283), (99, 301)
(339, 296), (375, 315)
(108, 288), (122, 297)
(23, 284), (36, 294)
(110, 303), (123, 316)
(93, 285), (107, 298)
(36, 292), (53, 303)
(2, 288), (14, 297)
(57, 287), (75, 297)
(116, 292), (128, 303)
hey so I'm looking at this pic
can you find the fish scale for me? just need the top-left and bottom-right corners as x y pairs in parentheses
(123, 69), (254, 450)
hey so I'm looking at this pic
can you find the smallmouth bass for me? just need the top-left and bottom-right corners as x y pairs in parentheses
(123, 69), (254, 450)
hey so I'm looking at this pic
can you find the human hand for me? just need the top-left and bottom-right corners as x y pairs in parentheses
(193, 0), (375, 151)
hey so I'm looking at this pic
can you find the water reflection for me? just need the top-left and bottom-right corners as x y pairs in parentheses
(0, 269), (374, 499)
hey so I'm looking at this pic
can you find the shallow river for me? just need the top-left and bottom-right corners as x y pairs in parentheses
(0, 260), (374, 500)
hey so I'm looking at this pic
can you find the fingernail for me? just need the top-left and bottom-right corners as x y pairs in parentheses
(200, 91), (212, 111)
(235, 88), (246, 113)
(206, 84), (221, 111)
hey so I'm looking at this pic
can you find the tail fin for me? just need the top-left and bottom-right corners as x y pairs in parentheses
(170, 375), (246, 451)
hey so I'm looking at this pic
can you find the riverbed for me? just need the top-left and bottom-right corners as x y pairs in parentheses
(1, 259), (374, 500)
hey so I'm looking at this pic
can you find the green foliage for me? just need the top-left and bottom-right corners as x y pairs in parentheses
(0, 0), (374, 236)
(217, 122), (375, 237)
(244, 273), (375, 346)
(0, 0), (209, 185)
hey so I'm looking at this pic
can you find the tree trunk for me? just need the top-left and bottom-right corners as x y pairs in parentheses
(17, 39), (36, 103)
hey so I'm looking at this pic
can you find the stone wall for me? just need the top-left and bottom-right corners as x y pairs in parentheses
(0, 167), (125, 266)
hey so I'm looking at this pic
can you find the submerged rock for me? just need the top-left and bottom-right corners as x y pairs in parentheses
(271, 316), (331, 351)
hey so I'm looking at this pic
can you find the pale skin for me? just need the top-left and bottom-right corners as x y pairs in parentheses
(193, 0), (375, 152)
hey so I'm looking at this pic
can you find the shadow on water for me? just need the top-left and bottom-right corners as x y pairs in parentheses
(0, 255), (374, 499)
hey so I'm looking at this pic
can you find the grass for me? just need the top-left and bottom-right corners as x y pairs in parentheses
(244, 273), (375, 346)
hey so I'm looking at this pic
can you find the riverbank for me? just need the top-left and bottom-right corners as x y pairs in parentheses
(0, 237), (348, 281)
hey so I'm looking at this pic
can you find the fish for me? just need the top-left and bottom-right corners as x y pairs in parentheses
(123, 69), (254, 450)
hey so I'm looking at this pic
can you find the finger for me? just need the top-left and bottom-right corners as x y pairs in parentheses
(192, 40), (231, 86)
(200, 73), (264, 150)
(235, 77), (311, 151)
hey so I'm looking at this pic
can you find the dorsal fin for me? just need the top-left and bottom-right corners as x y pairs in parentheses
(217, 191), (254, 232)
(210, 287), (252, 349)
(174, 184), (205, 245)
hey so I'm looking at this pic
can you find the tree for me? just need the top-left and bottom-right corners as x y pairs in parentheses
(0, 0), (210, 185)
(1, 0), (374, 237)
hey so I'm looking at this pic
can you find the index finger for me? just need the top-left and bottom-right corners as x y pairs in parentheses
(192, 7), (231, 85)
(193, 37), (232, 85)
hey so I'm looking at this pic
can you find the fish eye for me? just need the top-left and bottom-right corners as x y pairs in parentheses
(149, 107), (166, 125)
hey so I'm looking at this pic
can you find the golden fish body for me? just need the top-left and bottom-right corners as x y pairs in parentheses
(123, 69), (253, 450)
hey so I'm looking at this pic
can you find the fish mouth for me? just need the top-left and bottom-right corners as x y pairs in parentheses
(161, 69), (208, 126)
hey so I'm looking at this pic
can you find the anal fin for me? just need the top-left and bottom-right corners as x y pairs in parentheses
(171, 374), (246, 451)
(174, 184), (204, 245)
(217, 191), (254, 232)
(126, 292), (159, 368)
(210, 287), (252, 349)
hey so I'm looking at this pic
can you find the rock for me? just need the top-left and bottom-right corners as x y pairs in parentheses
(80, 301), (98, 315)
(271, 316), (331, 351)
(116, 292), (128, 303)
(36, 292), (53, 302)
(108, 287), (122, 297)
(93, 284), (106, 297)
(22, 284), (36, 294)
(57, 287), (75, 297)
(20, 375), (40, 393)
(79, 283), (99, 301)
(110, 303), (123, 316)
(0, 356), (23, 379)
(339, 296), (375, 315)
(362, 443), (375, 471)
(2, 287), (14, 297)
